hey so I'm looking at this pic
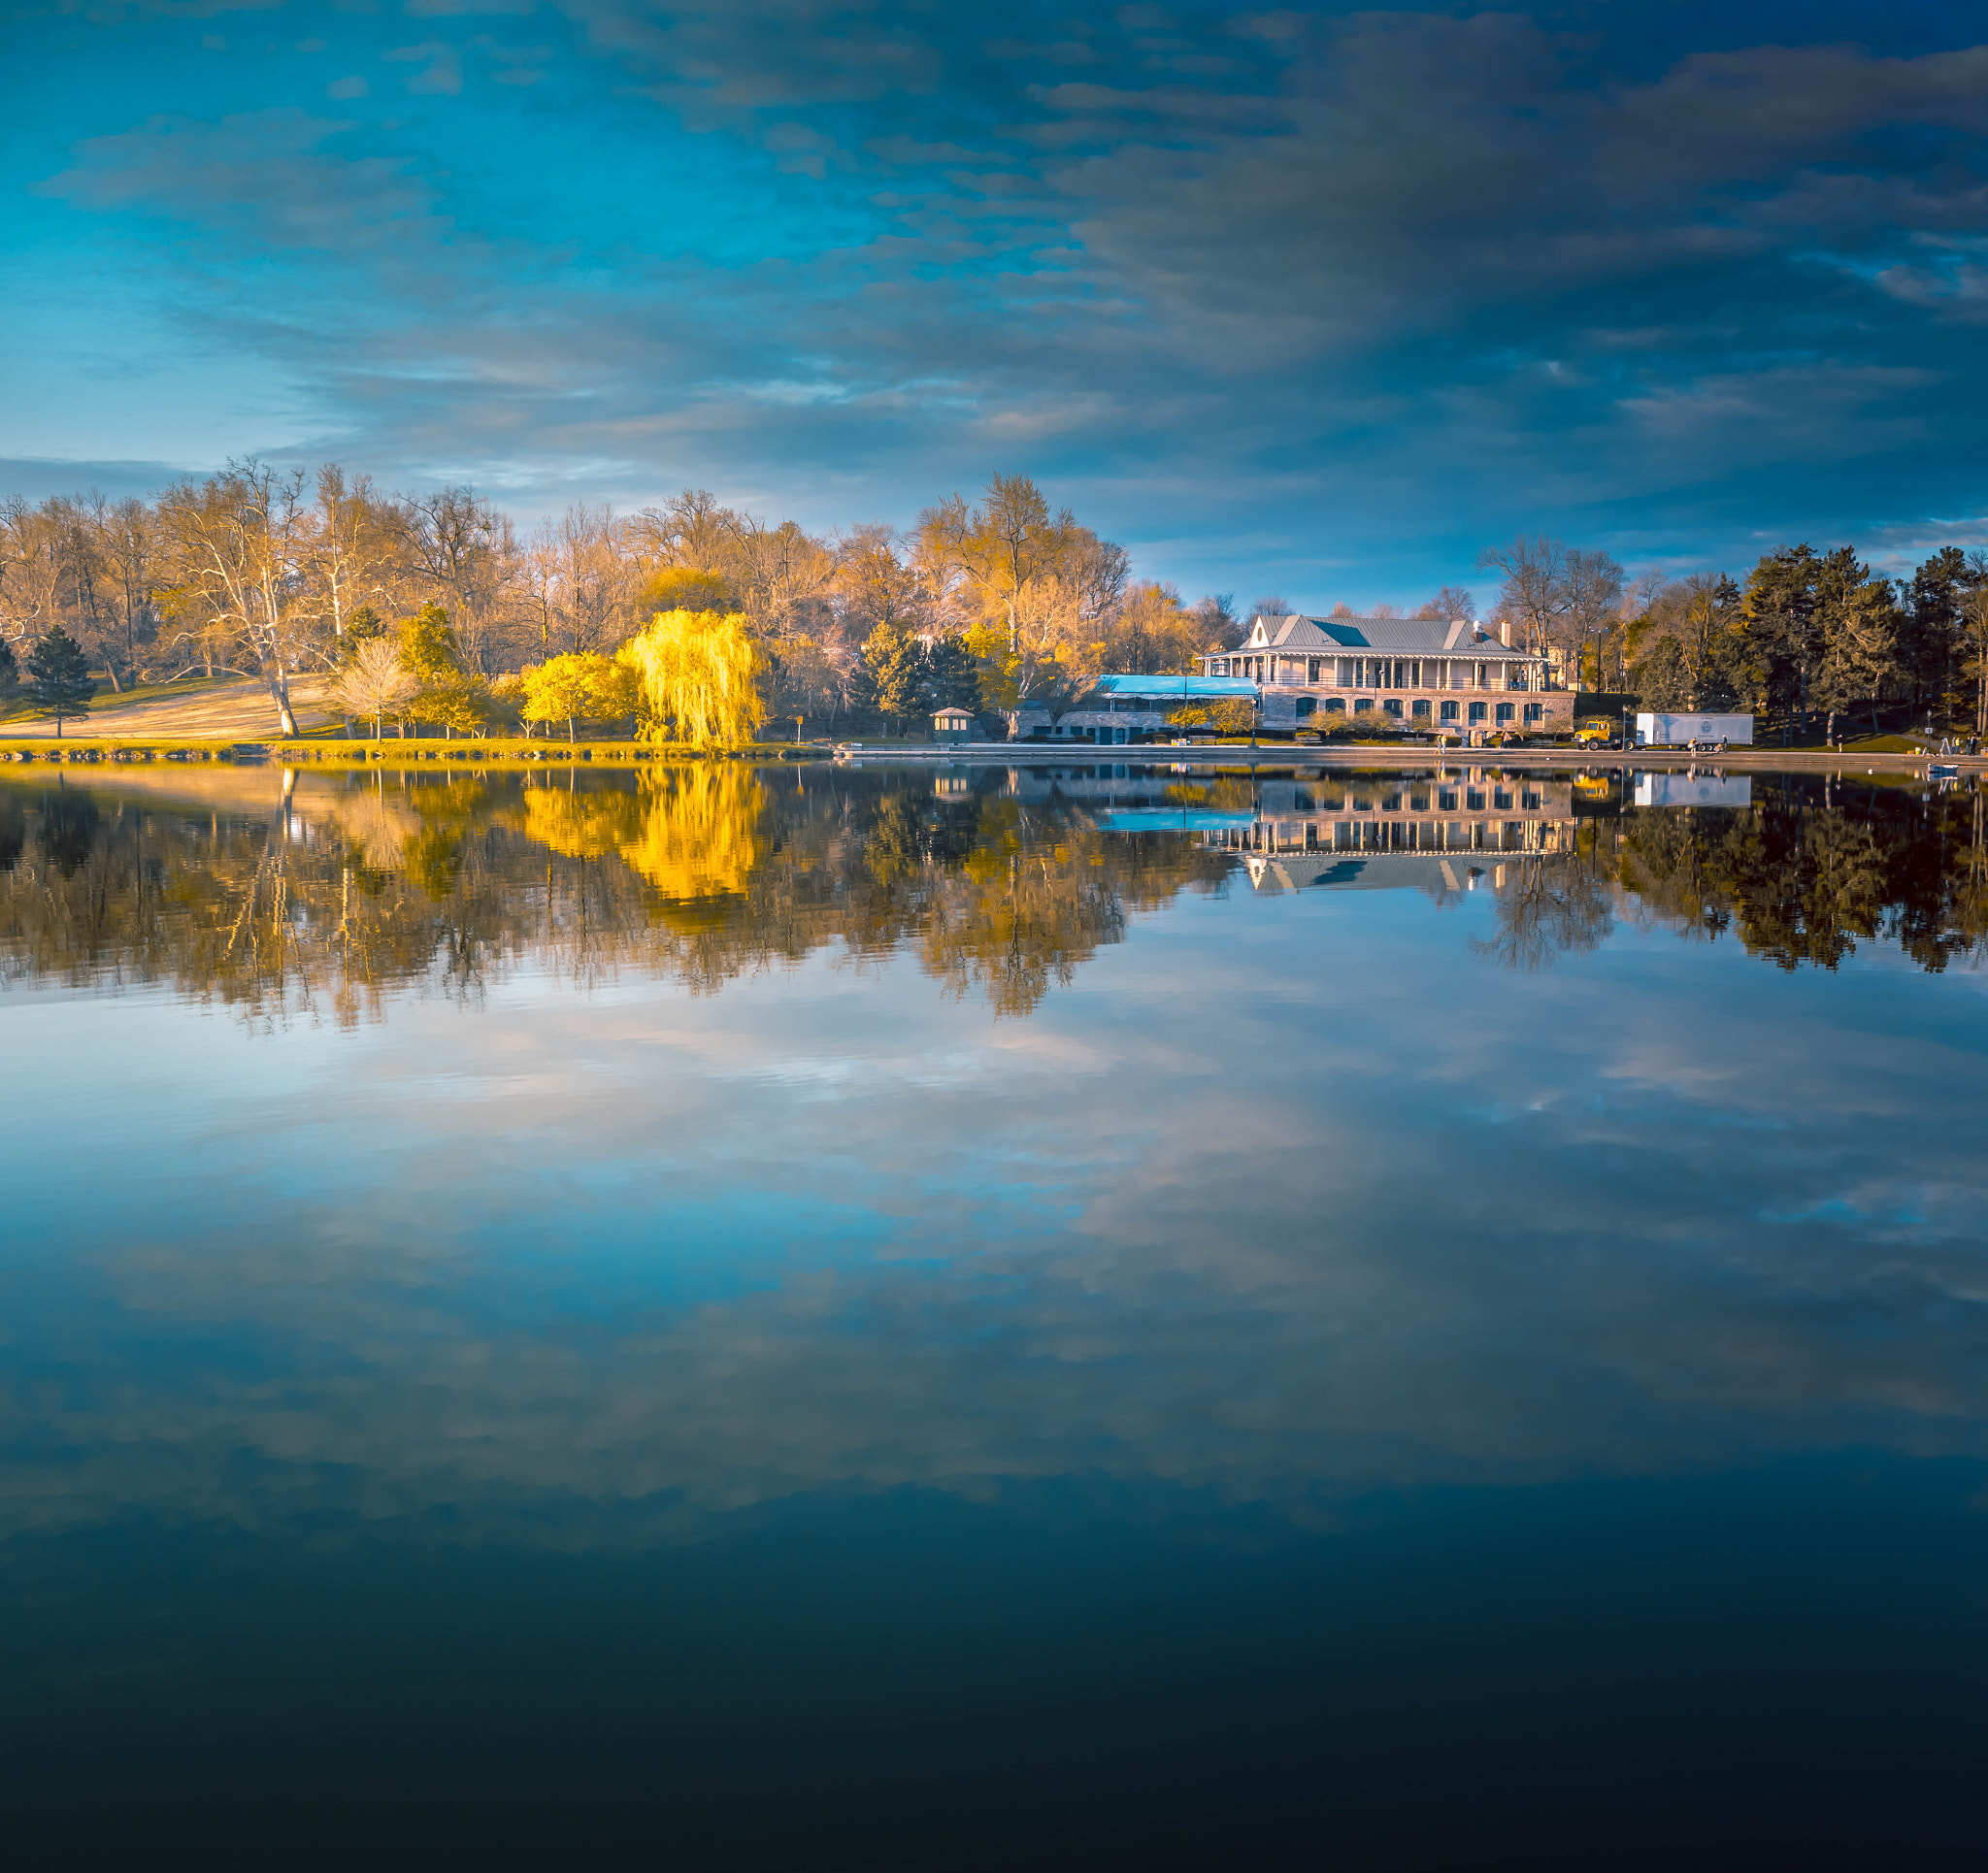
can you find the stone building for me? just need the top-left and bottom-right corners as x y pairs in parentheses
(1199, 614), (1574, 737)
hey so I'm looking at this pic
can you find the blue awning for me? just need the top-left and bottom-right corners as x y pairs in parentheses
(1094, 809), (1259, 832)
(1087, 674), (1260, 700)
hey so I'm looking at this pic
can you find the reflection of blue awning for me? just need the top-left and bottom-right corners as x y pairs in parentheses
(1089, 674), (1259, 700)
(1095, 809), (1258, 832)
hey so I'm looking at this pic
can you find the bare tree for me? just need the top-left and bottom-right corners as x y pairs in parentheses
(156, 461), (322, 735)
(1558, 547), (1625, 692)
(330, 637), (417, 739)
(917, 474), (1080, 655)
(1416, 583), (1477, 621)
(1189, 593), (1241, 649)
(396, 485), (517, 674)
(1477, 536), (1566, 653)
(313, 466), (396, 650)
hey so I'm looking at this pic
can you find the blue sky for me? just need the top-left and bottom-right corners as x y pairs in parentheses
(4, 1), (1987, 606)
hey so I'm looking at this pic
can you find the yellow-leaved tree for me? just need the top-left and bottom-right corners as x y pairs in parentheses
(520, 650), (639, 740)
(616, 608), (765, 746)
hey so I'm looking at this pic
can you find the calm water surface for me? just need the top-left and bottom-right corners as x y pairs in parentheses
(2, 759), (1986, 1868)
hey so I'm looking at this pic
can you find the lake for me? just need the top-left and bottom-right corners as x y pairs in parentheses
(2, 757), (1985, 1869)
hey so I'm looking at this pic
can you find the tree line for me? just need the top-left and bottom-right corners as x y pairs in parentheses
(6, 465), (1984, 741)
(1473, 537), (1988, 741)
(0, 468), (1242, 740)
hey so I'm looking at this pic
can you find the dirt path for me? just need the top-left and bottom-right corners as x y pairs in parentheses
(4, 675), (335, 739)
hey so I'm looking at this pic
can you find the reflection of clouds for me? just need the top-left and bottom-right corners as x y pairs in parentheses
(4, 884), (1987, 1552)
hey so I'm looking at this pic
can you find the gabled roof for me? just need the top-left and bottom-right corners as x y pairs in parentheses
(1237, 613), (1533, 659)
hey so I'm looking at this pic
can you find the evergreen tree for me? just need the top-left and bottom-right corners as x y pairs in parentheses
(1738, 545), (1822, 735)
(925, 632), (982, 712)
(0, 634), (18, 706)
(858, 617), (928, 734)
(25, 626), (94, 737)
(397, 603), (481, 738)
(1907, 546), (1970, 720)
(337, 605), (386, 669)
(1817, 580), (1900, 739)
(398, 602), (463, 684)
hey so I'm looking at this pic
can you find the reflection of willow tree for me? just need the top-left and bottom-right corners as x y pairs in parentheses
(1615, 780), (1988, 970)
(0, 769), (1238, 1021)
(510, 770), (1229, 1012)
(1473, 829), (1616, 971)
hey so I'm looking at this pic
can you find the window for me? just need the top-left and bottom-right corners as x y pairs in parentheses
(1495, 703), (1515, 723)
(1523, 703), (1543, 723)
(1323, 697), (1344, 713)
(1308, 658), (1321, 682)
(1410, 699), (1431, 718)
(1439, 790), (1458, 810)
(1522, 790), (1541, 810)
(1440, 701), (1459, 721)
(1467, 790), (1485, 810)
(1468, 702), (1487, 723)
(1354, 697), (1374, 712)
(1382, 698), (1403, 716)
(1295, 697), (1317, 718)
(1494, 789), (1512, 809)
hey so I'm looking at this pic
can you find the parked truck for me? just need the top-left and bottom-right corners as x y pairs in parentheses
(1635, 712), (1753, 751)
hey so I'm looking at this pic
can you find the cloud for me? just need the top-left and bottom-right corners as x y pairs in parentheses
(3, 843), (1986, 1550)
(39, 109), (443, 256)
(385, 37), (466, 95)
(13, 3), (1988, 597)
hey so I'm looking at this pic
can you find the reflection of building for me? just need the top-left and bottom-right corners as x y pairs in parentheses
(1198, 613), (1573, 737)
(1197, 772), (1578, 892)
(1008, 674), (1259, 745)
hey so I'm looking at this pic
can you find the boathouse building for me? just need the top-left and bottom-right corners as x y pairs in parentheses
(1199, 614), (1573, 737)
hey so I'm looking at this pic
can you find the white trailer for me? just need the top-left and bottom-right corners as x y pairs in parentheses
(1635, 711), (1753, 751)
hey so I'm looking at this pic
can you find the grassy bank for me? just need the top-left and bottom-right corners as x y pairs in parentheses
(0, 736), (830, 767)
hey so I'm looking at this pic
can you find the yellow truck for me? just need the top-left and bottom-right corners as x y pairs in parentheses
(1573, 718), (1619, 748)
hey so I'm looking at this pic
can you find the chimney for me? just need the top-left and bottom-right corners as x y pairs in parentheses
(1499, 620), (1512, 647)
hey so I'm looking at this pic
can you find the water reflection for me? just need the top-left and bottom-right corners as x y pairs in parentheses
(0, 763), (1236, 1021)
(5, 761), (1988, 1860)
(1, 765), (1984, 1024)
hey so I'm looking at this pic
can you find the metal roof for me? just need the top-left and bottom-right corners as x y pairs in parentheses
(1231, 614), (1534, 659)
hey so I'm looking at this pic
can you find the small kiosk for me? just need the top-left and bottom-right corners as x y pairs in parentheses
(932, 706), (977, 745)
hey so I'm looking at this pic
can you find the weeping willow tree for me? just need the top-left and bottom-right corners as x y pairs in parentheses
(616, 608), (766, 746)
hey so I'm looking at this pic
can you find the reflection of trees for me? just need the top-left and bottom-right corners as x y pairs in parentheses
(1615, 780), (1988, 971)
(1474, 838), (1615, 971)
(0, 768), (1237, 1022)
